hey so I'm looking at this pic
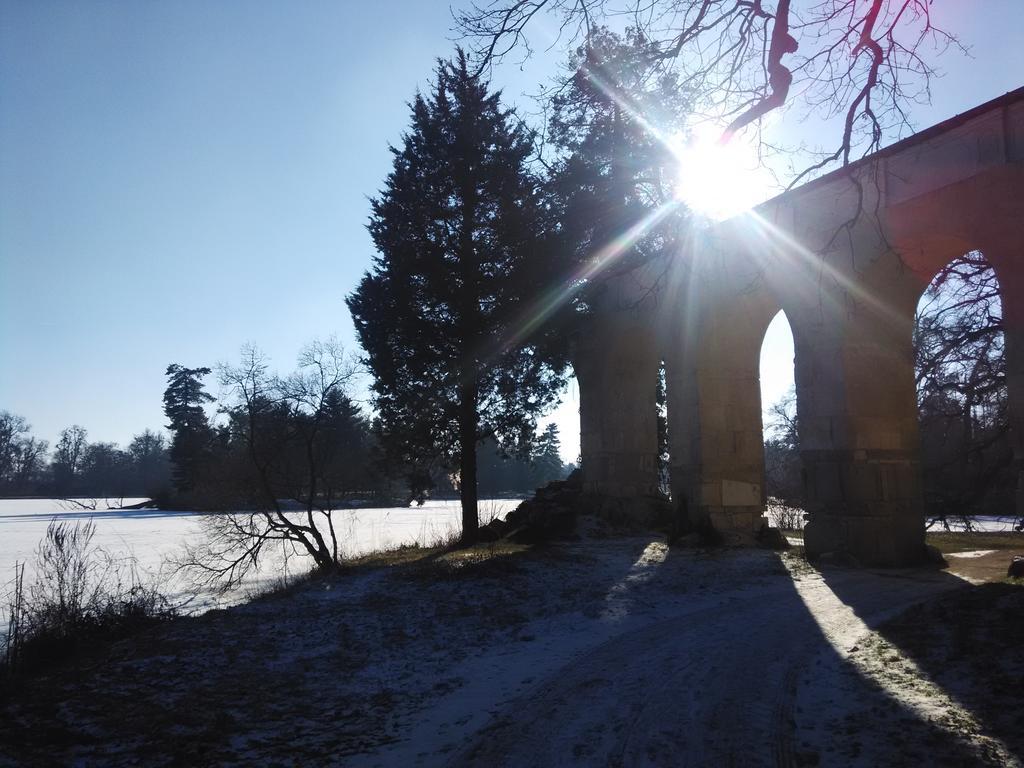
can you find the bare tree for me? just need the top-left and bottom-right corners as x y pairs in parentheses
(51, 425), (88, 496)
(0, 412), (48, 494)
(914, 251), (1014, 529)
(0, 411), (29, 483)
(179, 341), (365, 590)
(915, 251), (1004, 409)
(763, 386), (803, 509)
(457, 0), (961, 180)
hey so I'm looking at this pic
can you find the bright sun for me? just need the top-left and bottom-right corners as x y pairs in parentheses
(672, 126), (775, 221)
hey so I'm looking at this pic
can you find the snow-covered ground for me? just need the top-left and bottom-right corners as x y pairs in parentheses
(2, 534), (1020, 767)
(926, 515), (1023, 532)
(3, 497), (1017, 620)
(0, 497), (522, 614)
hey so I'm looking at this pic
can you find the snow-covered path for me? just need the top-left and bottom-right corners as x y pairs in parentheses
(460, 567), (1015, 767)
(2, 535), (1020, 767)
(361, 545), (1015, 767)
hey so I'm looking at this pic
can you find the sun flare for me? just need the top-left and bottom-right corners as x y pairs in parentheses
(672, 127), (775, 221)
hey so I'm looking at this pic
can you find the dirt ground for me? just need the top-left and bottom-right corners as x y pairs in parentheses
(1, 531), (1021, 767)
(930, 531), (1024, 583)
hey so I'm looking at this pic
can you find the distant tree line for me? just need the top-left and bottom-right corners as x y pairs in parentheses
(167, 345), (571, 587)
(0, 360), (570, 506)
(0, 414), (170, 499)
(475, 424), (570, 498)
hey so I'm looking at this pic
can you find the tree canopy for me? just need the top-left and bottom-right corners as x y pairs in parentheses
(347, 51), (569, 543)
(546, 28), (691, 300)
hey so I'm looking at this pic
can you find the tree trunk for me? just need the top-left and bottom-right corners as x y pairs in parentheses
(455, 133), (480, 546)
(458, 381), (479, 545)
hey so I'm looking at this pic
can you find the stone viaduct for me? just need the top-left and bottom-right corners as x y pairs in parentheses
(574, 86), (1024, 566)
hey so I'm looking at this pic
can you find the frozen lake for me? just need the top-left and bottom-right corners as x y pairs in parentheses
(0, 497), (523, 616)
(3, 498), (1017, 622)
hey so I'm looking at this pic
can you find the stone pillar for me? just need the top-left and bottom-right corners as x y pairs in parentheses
(692, 321), (771, 542)
(984, 241), (1024, 525)
(574, 335), (660, 497)
(575, 275), (661, 500)
(1007, 311), (1024, 526)
(664, 275), (777, 541)
(1006, 297), (1024, 525)
(798, 286), (926, 565)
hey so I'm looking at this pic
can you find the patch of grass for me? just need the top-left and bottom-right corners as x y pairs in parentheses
(763, 529), (1022, 555)
(344, 543), (445, 571)
(925, 531), (1024, 554)
(841, 581), (1024, 765)
(400, 540), (534, 582)
(248, 538), (536, 596)
(347, 537), (531, 571)
(436, 540), (531, 566)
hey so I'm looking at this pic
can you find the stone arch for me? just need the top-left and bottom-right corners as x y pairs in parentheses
(664, 257), (784, 542)
(574, 90), (1024, 563)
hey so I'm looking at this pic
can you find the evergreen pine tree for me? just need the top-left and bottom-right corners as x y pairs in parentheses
(162, 364), (215, 496)
(531, 422), (567, 488)
(347, 51), (568, 543)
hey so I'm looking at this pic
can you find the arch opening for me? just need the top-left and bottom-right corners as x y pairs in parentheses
(546, 372), (582, 470)
(474, 372), (579, 499)
(657, 359), (670, 498)
(669, 286), (785, 541)
(913, 250), (1014, 531)
(759, 309), (802, 531)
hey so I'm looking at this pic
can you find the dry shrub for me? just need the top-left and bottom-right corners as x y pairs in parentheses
(2, 519), (174, 685)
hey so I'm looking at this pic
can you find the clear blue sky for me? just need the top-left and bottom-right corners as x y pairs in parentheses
(2, 1), (1022, 462)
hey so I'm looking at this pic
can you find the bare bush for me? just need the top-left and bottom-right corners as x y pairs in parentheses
(176, 341), (365, 591)
(1, 520), (173, 683)
(2, 564), (25, 677)
(766, 498), (804, 531)
(30, 520), (101, 634)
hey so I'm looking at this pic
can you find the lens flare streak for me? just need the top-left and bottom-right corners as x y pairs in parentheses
(499, 200), (680, 354)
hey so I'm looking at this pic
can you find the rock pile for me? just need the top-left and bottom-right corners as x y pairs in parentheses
(477, 469), (584, 544)
(476, 470), (688, 544)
